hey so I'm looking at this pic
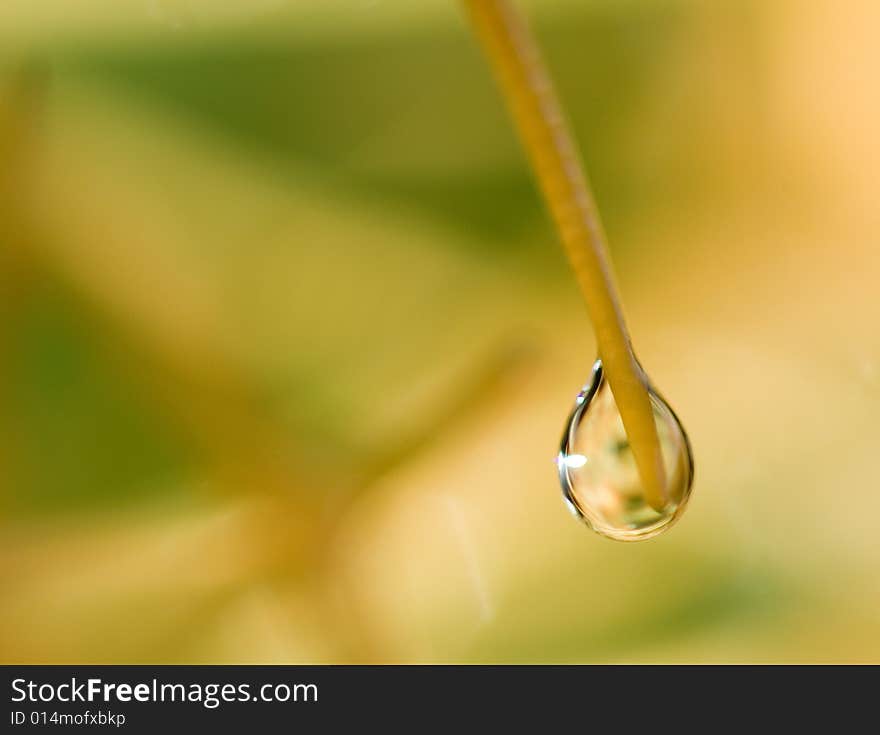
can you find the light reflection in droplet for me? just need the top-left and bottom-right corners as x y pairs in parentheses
(558, 453), (588, 469)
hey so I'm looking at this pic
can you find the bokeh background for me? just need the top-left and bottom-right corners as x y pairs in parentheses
(1, 0), (878, 663)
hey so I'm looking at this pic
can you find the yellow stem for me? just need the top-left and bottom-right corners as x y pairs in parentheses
(461, 0), (668, 510)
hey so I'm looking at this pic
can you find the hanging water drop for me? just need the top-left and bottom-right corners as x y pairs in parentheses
(557, 360), (694, 541)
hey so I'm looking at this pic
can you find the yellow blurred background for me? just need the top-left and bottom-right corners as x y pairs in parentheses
(1, 0), (878, 663)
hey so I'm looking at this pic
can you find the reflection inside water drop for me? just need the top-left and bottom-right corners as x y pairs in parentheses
(557, 359), (694, 541)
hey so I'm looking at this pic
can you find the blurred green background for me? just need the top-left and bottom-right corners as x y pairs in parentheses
(1, 0), (878, 663)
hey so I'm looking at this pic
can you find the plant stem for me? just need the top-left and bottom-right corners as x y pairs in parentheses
(461, 0), (668, 510)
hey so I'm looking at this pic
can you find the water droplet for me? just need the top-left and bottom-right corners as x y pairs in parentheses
(557, 359), (694, 541)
